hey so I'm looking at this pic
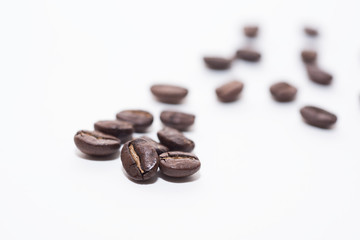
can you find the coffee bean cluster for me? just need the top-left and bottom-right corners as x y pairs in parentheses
(203, 25), (337, 129)
(74, 24), (338, 183)
(74, 97), (200, 182)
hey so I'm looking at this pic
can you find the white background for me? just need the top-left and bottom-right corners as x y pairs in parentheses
(1, 0), (360, 239)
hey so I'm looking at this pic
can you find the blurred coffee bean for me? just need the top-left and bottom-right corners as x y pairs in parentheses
(150, 84), (188, 104)
(300, 106), (337, 129)
(304, 27), (318, 36)
(160, 110), (195, 131)
(244, 25), (258, 37)
(236, 49), (261, 62)
(301, 50), (317, 64)
(270, 82), (297, 102)
(203, 57), (232, 70)
(116, 110), (153, 132)
(306, 64), (333, 85)
(215, 80), (244, 103)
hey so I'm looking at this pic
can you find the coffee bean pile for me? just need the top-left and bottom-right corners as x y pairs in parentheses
(203, 25), (337, 129)
(74, 87), (200, 182)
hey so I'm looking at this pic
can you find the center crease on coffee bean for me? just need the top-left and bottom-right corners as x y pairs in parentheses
(129, 143), (145, 174)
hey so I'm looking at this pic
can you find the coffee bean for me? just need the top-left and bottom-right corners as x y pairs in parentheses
(150, 84), (188, 104)
(235, 49), (261, 62)
(94, 120), (134, 142)
(139, 136), (169, 155)
(301, 50), (317, 64)
(306, 64), (333, 85)
(159, 151), (201, 178)
(74, 130), (121, 156)
(203, 57), (232, 70)
(300, 106), (337, 129)
(304, 27), (318, 36)
(244, 25), (258, 38)
(270, 82), (297, 102)
(215, 80), (244, 103)
(121, 138), (159, 181)
(157, 127), (195, 152)
(160, 110), (195, 131)
(116, 110), (153, 132)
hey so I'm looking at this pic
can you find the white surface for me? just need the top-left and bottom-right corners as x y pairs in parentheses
(1, 0), (360, 239)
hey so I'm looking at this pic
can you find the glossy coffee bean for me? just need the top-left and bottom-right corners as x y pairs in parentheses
(304, 27), (318, 36)
(244, 25), (258, 37)
(121, 138), (159, 181)
(216, 80), (244, 103)
(301, 50), (317, 64)
(116, 110), (153, 132)
(160, 110), (195, 131)
(300, 106), (337, 129)
(306, 65), (333, 85)
(139, 136), (169, 155)
(150, 84), (188, 104)
(203, 57), (232, 70)
(270, 82), (297, 102)
(235, 49), (261, 62)
(94, 120), (134, 141)
(74, 130), (121, 156)
(157, 127), (195, 152)
(159, 151), (201, 178)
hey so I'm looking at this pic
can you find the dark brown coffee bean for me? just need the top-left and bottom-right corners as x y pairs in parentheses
(157, 127), (195, 152)
(203, 57), (232, 70)
(301, 50), (317, 64)
(150, 84), (188, 104)
(300, 106), (337, 129)
(121, 138), (159, 181)
(270, 82), (297, 102)
(139, 136), (169, 155)
(160, 110), (195, 131)
(94, 120), (134, 142)
(243, 25), (258, 37)
(304, 27), (318, 36)
(74, 130), (121, 156)
(159, 151), (201, 178)
(306, 64), (333, 85)
(215, 80), (244, 103)
(116, 110), (153, 132)
(235, 49), (261, 62)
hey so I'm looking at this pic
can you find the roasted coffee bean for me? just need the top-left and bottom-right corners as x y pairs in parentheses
(300, 106), (337, 129)
(270, 82), (297, 102)
(121, 138), (159, 181)
(94, 120), (134, 142)
(306, 64), (333, 85)
(304, 27), (318, 36)
(150, 84), (188, 104)
(116, 110), (153, 132)
(203, 57), (232, 70)
(159, 151), (201, 178)
(139, 136), (169, 155)
(301, 50), (317, 64)
(215, 80), (244, 103)
(157, 127), (195, 152)
(160, 110), (195, 131)
(244, 25), (258, 37)
(74, 130), (121, 156)
(235, 49), (261, 62)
